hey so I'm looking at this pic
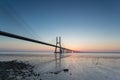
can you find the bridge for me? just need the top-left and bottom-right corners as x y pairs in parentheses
(0, 31), (80, 58)
(0, 1), (80, 57)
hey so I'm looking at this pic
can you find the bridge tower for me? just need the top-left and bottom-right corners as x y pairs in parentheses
(54, 36), (62, 58)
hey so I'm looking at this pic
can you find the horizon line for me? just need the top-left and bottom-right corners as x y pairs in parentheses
(0, 51), (120, 53)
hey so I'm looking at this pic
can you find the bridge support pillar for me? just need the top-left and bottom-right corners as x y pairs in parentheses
(54, 36), (62, 58)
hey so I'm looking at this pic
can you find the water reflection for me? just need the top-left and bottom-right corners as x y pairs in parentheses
(1, 53), (120, 80)
(55, 54), (61, 70)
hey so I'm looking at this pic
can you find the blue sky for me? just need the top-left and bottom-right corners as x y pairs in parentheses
(0, 0), (120, 52)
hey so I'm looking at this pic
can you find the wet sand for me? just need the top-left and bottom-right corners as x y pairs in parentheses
(0, 53), (120, 80)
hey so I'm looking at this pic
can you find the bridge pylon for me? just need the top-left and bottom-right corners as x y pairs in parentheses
(54, 36), (62, 58)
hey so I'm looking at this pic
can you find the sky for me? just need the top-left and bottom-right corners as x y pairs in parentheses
(0, 0), (120, 52)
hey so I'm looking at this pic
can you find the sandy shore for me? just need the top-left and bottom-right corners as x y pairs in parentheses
(0, 53), (120, 80)
(0, 60), (69, 80)
(0, 60), (36, 80)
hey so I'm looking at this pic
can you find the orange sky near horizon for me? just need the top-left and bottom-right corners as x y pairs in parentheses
(0, 36), (120, 52)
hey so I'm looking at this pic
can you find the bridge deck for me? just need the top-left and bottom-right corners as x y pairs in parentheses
(0, 31), (77, 52)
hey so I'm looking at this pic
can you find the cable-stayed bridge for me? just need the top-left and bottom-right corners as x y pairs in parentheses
(0, 31), (80, 54)
(0, 1), (80, 56)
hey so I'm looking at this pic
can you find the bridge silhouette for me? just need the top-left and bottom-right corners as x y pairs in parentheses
(0, 31), (80, 55)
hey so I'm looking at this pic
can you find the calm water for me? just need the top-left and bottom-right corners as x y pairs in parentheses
(0, 52), (120, 80)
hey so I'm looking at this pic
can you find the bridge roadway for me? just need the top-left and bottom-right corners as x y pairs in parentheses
(0, 31), (77, 52)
